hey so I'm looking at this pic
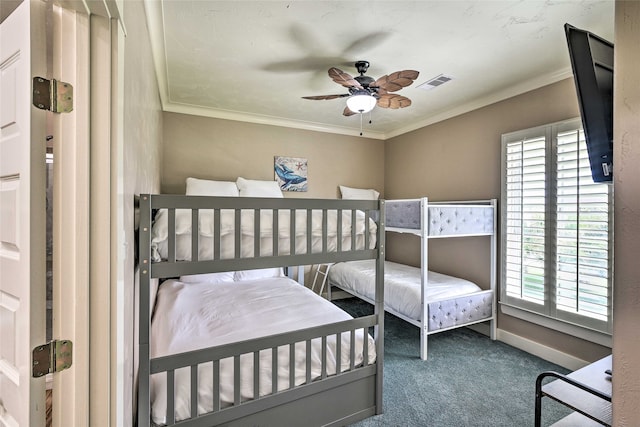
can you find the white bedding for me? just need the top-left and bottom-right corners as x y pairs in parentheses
(151, 208), (377, 261)
(328, 260), (481, 321)
(150, 277), (376, 425)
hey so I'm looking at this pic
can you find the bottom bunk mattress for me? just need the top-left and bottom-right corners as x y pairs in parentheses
(150, 276), (376, 425)
(329, 260), (484, 322)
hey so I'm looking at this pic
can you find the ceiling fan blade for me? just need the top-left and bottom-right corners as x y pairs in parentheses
(343, 106), (357, 116)
(328, 67), (363, 89)
(377, 94), (412, 109)
(373, 70), (419, 92)
(302, 94), (350, 100)
(342, 31), (392, 56)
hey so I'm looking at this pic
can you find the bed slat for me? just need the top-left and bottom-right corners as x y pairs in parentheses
(305, 340), (312, 384)
(213, 209), (221, 260)
(362, 328), (369, 365)
(167, 369), (176, 425)
(212, 360), (220, 412)
(337, 209), (343, 252)
(322, 209), (328, 253)
(191, 209), (199, 262)
(190, 364), (198, 418)
(168, 208), (176, 263)
(290, 209), (296, 255)
(234, 210), (241, 259)
(364, 211), (371, 250)
(321, 336), (327, 379)
(234, 355), (241, 405)
(253, 351), (260, 401)
(289, 344), (295, 389)
(306, 209), (312, 254)
(272, 209), (279, 256)
(350, 329), (356, 371)
(336, 332), (342, 374)
(271, 347), (278, 394)
(351, 210), (356, 250)
(254, 208), (260, 257)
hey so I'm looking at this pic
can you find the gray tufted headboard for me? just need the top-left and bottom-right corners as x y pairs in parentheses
(385, 199), (495, 237)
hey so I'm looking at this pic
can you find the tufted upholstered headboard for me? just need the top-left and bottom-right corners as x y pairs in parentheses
(385, 199), (495, 237)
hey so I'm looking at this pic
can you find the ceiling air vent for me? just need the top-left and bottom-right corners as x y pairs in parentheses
(417, 74), (453, 91)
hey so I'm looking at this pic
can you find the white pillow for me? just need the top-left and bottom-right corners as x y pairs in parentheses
(234, 268), (284, 281)
(179, 271), (235, 284)
(186, 177), (239, 197)
(236, 177), (283, 198)
(339, 185), (380, 200)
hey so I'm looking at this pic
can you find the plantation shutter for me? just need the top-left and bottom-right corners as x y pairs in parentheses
(501, 119), (612, 334)
(504, 133), (548, 308)
(555, 128), (612, 327)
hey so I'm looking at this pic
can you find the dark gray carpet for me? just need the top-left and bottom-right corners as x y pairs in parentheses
(333, 298), (573, 427)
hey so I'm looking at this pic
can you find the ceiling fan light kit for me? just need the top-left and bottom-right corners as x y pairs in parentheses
(302, 61), (419, 135)
(346, 92), (377, 114)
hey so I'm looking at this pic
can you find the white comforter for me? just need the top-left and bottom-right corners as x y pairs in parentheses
(151, 208), (377, 261)
(150, 277), (376, 425)
(328, 260), (481, 321)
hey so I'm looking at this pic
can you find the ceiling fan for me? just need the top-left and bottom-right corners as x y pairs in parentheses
(302, 61), (419, 116)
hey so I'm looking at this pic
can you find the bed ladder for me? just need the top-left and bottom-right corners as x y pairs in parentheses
(311, 263), (332, 296)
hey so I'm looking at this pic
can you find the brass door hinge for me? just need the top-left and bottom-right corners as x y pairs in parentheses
(32, 340), (73, 377)
(32, 77), (73, 113)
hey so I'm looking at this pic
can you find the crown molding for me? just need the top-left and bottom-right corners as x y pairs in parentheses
(163, 102), (387, 140)
(385, 68), (574, 139)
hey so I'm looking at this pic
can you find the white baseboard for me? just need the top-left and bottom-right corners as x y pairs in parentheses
(496, 329), (589, 371)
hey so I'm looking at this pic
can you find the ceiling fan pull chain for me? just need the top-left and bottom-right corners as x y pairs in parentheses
(369, 110), (372, 124)
(359, 113), (363, 136)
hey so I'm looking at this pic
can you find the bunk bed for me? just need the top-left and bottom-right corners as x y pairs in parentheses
(328, 198), (497, 361)
(137, 194), (385, 426)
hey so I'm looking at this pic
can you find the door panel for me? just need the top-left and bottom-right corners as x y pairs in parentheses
(0, 1), (48, 425)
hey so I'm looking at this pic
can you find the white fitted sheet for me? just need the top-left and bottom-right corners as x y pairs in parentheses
(150, 277), (376, 425)
(329, 260), (481, 321)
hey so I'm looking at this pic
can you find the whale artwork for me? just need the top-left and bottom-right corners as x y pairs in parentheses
(274, 156), (308, 192)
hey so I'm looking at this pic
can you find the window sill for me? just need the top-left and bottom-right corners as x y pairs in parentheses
(499, 302), (612, 348)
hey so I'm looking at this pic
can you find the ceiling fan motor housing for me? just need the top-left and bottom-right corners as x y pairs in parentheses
(353, 61), (377, 95)
(355, 60), (370, 75)
(354, 75), (376, 90)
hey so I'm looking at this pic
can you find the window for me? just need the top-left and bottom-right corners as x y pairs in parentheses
(501, 119), (613, 335)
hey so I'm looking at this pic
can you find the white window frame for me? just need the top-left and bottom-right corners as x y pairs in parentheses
(500, 118), (613, 346)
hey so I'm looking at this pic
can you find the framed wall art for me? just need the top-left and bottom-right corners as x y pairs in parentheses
(274, 156), (308, 192)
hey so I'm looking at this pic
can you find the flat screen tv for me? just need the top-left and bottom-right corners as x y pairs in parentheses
(565, 23), (614, 183)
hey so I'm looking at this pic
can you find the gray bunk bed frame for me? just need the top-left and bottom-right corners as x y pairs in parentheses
(137, 194), (385, 427)
(329, 197), (497, 361)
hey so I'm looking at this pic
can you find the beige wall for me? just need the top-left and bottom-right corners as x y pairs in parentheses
(613, 0), (640, 423)
(384, 78), (610, 362)
(121, 1), (162, 425)
(162, 112), (384, 198)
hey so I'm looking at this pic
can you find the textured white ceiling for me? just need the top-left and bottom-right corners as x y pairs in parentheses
(144, 1), (614, 139)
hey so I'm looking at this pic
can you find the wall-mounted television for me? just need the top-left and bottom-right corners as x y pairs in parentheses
(564, 23), (614, 183)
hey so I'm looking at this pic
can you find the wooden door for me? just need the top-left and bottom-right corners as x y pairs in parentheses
(0, 1), (48, 426)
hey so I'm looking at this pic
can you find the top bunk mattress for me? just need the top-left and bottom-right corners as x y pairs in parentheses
(328, 260), (482, 321)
